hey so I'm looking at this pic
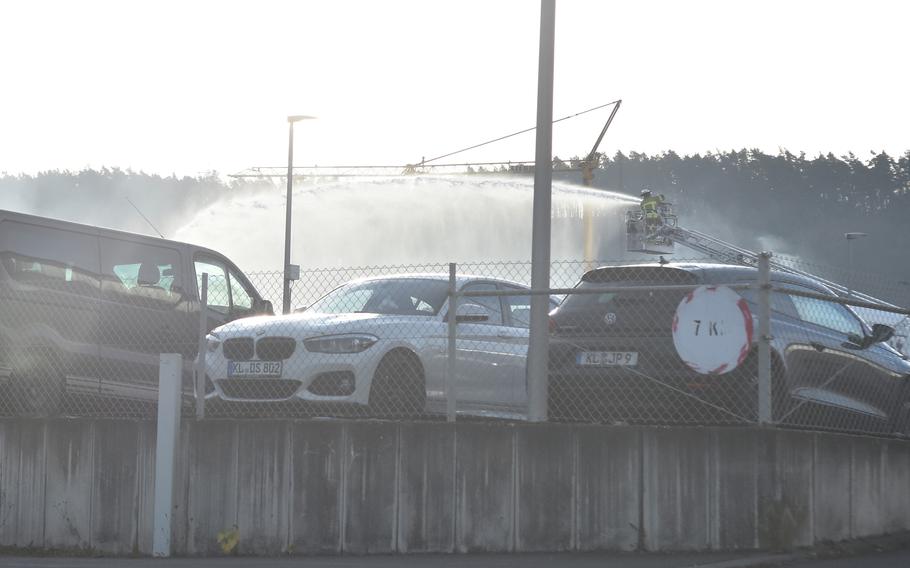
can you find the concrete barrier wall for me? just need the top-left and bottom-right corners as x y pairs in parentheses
(0, 419), (908, 555)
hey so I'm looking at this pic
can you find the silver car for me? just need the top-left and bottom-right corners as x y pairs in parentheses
(204, 274), (553, 419)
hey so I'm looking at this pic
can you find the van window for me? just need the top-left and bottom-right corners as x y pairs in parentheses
(100, 239), (182, 307)
(0, 220), (100, 296)
(195, 259), (231, 313)
(229, 268), (253, 310)
(195, 258), (255, 315)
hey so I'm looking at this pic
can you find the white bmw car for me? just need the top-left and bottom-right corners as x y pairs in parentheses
(204, 274), (556, 418)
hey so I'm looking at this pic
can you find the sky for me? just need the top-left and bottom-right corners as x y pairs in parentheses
(1, 0), (908, 177)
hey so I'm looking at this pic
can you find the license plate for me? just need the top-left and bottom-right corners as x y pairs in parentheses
(228, 361), (283, 377)
(576, 351), (638, 367)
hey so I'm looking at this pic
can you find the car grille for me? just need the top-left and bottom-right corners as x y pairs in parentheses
(256, 337), (296, 361)
(217, 379), (302, 400)
(223, 338), (254, 360)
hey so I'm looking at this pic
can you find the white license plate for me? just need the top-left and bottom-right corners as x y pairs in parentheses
(228, 361), (283, 377)
(576, 351), (639, 367)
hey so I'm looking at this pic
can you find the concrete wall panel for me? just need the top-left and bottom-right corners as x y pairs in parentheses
(642, 429), (710, 551)
(91, 421), (139, 554)
(0, 421), (21, 547)
(883, 440), (910, 533)
(851, 437), (885, 538)
(516, 425), (574, 552)
(575, 427), (640, 551)
(236, 421), (290, 555)
(15, 421), (46, 548)
(455, 424), (514, 553)
(711, 429), (758, 550)
(397, 422), (455, 553)
(43, 421), (93, 550)
(186, 421), (239, 555)
(289, 421), (344, 554)
(135, 421), (157, 556)
(342, 421), (398, 554)
(756, 430), (813, 550)
(814, 433), (852, 542)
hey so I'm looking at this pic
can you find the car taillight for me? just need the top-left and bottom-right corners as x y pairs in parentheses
(548, 316), (558, 334)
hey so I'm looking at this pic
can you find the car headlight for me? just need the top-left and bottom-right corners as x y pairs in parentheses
(303, 334), (378, 354)
(205, 333), (222, 352)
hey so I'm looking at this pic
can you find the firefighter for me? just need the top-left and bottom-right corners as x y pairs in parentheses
(640, 189), (664, 233)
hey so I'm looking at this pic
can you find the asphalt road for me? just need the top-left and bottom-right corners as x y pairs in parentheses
(1, 549), (908, 568)
(0, 552), (789, 568)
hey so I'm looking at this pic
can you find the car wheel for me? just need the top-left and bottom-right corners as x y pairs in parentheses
(369, 350), (426, 419)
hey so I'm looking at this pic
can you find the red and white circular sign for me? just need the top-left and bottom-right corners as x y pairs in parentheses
(672, 285), (753, 375)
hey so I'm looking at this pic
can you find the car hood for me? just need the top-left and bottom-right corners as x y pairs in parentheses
(211, 312), (440, 339)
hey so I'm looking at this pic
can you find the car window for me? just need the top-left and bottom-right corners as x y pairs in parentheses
(788, 293), (865, 337)
(309, 279), (449, 316)
(460, 282), (504, 325)
(0, 220), (101, 296)
(228, 268), (253, 311)
(100, 239), (182, 307)
(195, 259), (231, 314)
(738, 284), (800, 319)
(502, 284), (531, 329)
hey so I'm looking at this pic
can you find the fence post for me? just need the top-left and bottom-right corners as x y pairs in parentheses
(195, 273), (208, 420)
(446, 263), (457, 423)
(757, 252), (773, 425)
(153, 353), (183, 557)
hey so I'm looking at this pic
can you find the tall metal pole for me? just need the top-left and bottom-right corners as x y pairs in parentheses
(281, 117), (294, 314)
(757, 252), (772, 425)
(283, 120), (295, 315)
(283, 115), (316, 315)
(527, 0), (556, 422)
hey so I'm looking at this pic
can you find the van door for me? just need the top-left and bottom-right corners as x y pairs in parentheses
(98, 239), (194, 391)
(0, 220), (101, 411)
(194, 257), (258, 332)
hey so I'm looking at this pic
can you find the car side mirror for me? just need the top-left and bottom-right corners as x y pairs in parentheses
(454, 303), (490, 323)
(847, 324), (895, 350)
(293, 304), (308, 314)
(869, 323), (894, 345)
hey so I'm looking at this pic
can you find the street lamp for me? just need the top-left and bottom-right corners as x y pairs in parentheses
(844, 232), (868, 297)
(283, 115), (316, 314)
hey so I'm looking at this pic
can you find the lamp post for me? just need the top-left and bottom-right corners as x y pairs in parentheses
(844, 232), (868, 297)
(283, 115), (315, 314)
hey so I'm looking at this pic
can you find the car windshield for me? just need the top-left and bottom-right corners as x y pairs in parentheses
(307, 278), (450, 316)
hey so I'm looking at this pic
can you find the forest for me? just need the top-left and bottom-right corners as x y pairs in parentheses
(2, 148), (908, 302)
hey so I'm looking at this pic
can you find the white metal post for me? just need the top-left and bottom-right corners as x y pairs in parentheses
(527, 0), (556, 422)
(195, 273), (208, 420)
(757, 252), (773, 425)
(153, 353), (183, 557)
(446, 263), (457, 422)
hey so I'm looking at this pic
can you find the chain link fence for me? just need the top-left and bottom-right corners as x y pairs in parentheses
(2, 255), (909, 437)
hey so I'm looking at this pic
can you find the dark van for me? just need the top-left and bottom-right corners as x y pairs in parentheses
(0, 210), (273, 415)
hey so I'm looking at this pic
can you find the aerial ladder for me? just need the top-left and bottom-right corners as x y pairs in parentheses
(626, 202), (910, 346)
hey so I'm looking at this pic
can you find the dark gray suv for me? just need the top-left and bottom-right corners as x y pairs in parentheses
(548, 262), (910, 434)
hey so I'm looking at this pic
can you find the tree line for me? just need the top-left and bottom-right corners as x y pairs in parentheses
(2, 149), (908, 301)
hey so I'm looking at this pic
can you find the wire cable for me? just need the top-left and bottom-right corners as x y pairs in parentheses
(419, 99), (622, 165)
